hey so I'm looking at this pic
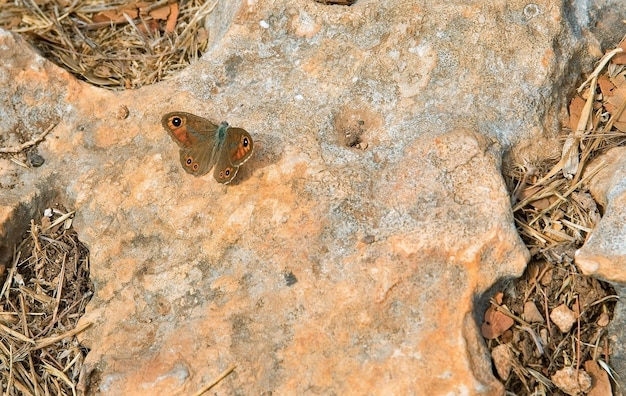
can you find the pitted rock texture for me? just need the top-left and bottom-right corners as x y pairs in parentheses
(0, 0), (620, 394)
(577, 147), (626, 390)
(577, 147), (626, 282)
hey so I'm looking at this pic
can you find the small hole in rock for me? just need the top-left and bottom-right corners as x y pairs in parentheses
(337, 121), (368, 150)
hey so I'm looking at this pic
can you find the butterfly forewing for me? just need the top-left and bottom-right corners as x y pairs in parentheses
(213, 127), (254, 184)
(226, 128), (254, 166)
(162, 112), (219, 148)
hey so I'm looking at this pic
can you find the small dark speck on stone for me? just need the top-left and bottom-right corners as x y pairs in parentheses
(361, 235), (375, 244)
(284, 271), (297, 286)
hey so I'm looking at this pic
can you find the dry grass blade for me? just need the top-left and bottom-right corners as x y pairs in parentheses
(43, 362), (77, 396)
(0, 123), (57, 154)
(0, 205), (93, 395)
(0, 0), (214, 90)
(577, 48), (625, 93)
(45, 210), (75, 232)
(561, 75), (597, 178)
(1, 250), (20, 300)
(192, 364), (237, 396)
(0, 323), (36, 345)
(526, 367), (553, 390)
(34, 321), (92, 351)
(527, 162), (605, 227)
(597, 359), (620, 384)
(4, 344), (15, 395)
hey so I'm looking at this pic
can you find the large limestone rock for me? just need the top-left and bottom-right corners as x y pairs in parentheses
(577, 147), (626, 390)
(1, 0), (622, 394)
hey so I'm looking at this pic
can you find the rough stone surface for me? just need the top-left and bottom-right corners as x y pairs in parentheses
(549, 304), (577, 333)
(0, 0), (623, 394)
(577, 147), (626, 282)
(551, 366), (592, 395)
(577, 147), (626, 392)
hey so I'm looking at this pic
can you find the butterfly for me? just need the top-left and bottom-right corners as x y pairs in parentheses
(162, 112), (254, 184)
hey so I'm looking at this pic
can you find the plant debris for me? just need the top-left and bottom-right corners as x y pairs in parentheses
(0, 205), (93, 396)
(0, 123), (57, 154)
(192, 364), (237, 396)
(483, 37), (626, 395)
(0, 0), (215, 90)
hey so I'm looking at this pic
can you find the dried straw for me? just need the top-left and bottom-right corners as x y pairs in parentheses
(0, 0), (216, 90)
(491, 39), (626, 393)
(1, 206), (93, 395)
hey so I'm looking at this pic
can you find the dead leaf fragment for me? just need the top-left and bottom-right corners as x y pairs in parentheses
(584, 360), (612, 396)
(568, 95), (585, 131)
(605, 72), (626, 131)
(481, 306), (514, 339)
(149, 5), (171, 20)
(612, 36), (626, 64)
(93, 5), (140, 24)
(598, 74), (616, 98)
(165, 3), (179, 33)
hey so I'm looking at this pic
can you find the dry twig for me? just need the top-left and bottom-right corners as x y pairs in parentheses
(193, 364), (237, 396)
(0, 123), (57, 154)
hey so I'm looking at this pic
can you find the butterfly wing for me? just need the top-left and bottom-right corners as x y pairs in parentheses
(162, 112), (220, 177)
(162, 112), (219, 148)
(179, 145), (217, 176)
(213, 127), (254, 184)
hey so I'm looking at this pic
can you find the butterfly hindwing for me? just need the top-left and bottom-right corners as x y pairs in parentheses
(179, 144), (217, 176)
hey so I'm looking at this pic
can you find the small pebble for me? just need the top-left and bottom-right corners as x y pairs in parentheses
(28, 152), (45, 167)
(361, 235), (375, 244)
(523, 301), (545, 323)
(491, 344), (512, 380)
(115, 104), (129, 120)
(550, 304), (577, 333)
(551, 366), (591, 395)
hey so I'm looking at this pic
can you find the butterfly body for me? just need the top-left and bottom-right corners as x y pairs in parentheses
(162, 112), (253, 184)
